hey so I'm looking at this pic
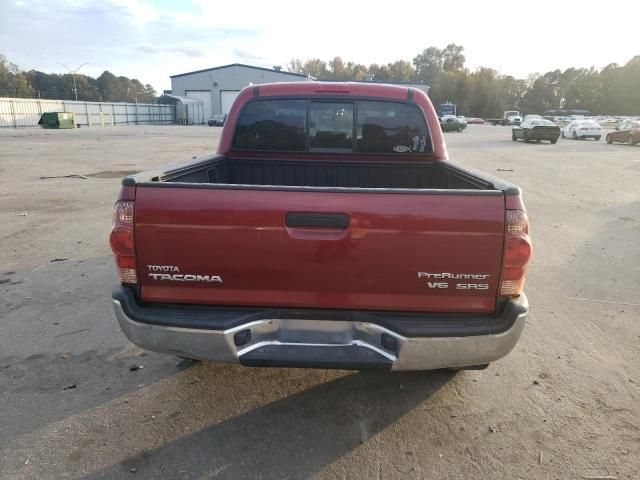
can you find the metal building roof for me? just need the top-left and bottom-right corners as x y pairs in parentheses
(170, 63), (308, 79)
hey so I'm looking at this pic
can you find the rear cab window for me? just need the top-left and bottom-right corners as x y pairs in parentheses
(232, 99), (306, 151)
(357, 101), (429, 153)
(309, 102), (354, 151)
(232, 98), (431, 154)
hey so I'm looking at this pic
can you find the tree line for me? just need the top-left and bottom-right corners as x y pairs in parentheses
(0, 54), (156, 103)
(289, 45), (640, 117)
(3, 48), (638, 114)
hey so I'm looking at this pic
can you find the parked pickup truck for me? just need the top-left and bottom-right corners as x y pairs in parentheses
(110, 82), (532, 371)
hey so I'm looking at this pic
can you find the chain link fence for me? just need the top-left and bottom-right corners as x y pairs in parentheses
(0, 97), (176, 128)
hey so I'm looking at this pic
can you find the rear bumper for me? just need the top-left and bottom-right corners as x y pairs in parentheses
(531, 133), (560, 140)
(112, 286), (528, 371)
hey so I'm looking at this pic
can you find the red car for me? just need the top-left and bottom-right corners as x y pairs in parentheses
(467, 117), (485, 124)
(110, 82), (532, 371)
(606, 120), (640, 145)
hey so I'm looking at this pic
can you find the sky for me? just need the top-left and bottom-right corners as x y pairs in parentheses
(1, 0), (639, 93)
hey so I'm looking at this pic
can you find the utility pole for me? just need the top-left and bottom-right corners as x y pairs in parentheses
(57, 62), (89, 101)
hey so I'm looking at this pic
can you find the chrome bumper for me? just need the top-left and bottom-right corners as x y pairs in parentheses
(112, 295), (527, 371)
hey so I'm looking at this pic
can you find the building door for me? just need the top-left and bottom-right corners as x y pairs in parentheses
(186, 91), (212, 122)
(221, 90), (241, 115)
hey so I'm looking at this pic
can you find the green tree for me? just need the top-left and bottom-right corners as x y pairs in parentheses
(468, 68), (502, 117)
(521, 70), (562, 113)
(596, 63), (620, 114)
(287, 58), (303, 74)
(0, 54), (34, 97)
(501, 76), (527, 110)
(387, 60), (414, 82)
(11, 49), (636, 114)
(364, 63), (385, 81)
(617, 56), (640, 115)
(429, 70), (472, 113)
(412, 47), (443, 84)
(297, 58), (329, 79)
(74, 74), (101, 101)
(2, 54), (159, 102)
(282, 50), (638, 116)
(96, 71), (120, 101)
(328, 56), (349, 80)
(442, 44), (465, 72)
(346, 62), (368, 81)
(143, 84), (157, 102)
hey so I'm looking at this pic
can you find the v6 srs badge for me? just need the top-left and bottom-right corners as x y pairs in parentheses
(417, 272), (490, 290)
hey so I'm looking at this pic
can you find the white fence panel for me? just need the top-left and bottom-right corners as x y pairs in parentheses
(0, 98), (176, 128)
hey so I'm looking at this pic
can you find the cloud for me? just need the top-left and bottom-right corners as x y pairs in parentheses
(134, 43), (205, 58)
(134, 44), (159, 55)
(232, 49), (266, 63)
(171, 46), (205, 58)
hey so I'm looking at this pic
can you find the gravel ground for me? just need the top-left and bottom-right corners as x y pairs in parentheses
(0, 124), (638, 479)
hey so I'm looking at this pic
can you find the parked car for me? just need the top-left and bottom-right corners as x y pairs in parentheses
(595, 117), (620, 127)
(440, 115), (466, 132)
(523, 114), (542, 123)
(467, 117), (485, 124)
(512, 119), (561, 143)
(561, 120), (602, 140)
(109, 81), (531, 372)
(605, 120), (640, 145)
(208, 114), (227, 126)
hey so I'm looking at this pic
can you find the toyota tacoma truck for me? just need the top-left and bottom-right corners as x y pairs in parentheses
(110, 82), (531, 371)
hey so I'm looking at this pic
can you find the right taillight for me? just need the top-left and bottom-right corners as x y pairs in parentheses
(109, 201), (137, 284)
(499, 210), (532, 296)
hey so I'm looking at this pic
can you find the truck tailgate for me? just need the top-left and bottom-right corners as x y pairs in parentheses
(135, 187), (505, 314)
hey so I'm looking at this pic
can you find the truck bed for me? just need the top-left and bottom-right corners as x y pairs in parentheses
(124, 156), (519, 314)
(131, 155), (516, 193)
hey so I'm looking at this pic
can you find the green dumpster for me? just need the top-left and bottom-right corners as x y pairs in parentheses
(38, 112), (76, 129)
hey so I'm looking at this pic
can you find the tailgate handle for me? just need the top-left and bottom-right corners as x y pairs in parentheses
(285, 212), (349, 229)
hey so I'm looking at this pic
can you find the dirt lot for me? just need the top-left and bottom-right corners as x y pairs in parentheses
(0, 125), (638, 480)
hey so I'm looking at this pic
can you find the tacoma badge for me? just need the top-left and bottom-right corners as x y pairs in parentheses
(147, 265), (222, 283)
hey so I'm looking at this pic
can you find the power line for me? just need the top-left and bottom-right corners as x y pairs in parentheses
(56, 62), (89, 101)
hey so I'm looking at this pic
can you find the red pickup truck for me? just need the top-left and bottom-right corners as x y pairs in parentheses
(110, 82), (531, 371)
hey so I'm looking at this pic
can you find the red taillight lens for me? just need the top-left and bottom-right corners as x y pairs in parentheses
(110, 227), (134, 256)
(503, 234), (532, 268)
(499, 210), (532, 296)
(109, 201), (137, 284)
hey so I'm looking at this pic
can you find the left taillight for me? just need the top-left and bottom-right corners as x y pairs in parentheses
(109, 201), (137, 284)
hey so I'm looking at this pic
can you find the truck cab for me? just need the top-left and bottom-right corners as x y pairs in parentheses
(503, 111), (522, 126)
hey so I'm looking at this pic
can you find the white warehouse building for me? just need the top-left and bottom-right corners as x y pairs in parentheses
(170, 63), (310, 121)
